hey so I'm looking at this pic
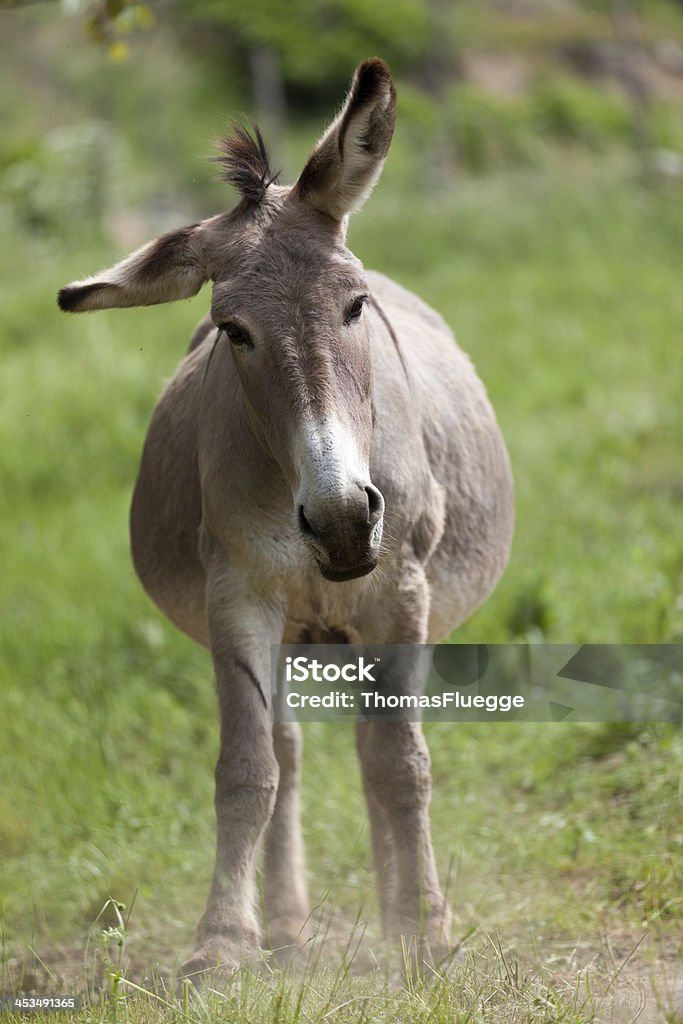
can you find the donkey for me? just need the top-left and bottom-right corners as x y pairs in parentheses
(58, 59), (514, 979)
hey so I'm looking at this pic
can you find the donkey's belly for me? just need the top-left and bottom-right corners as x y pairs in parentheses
(425, 429), (515, 642)
(130, 338), (212, 648)
(130, 469), (210, 648)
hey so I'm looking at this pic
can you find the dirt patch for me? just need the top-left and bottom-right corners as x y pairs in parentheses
(3, 928), (681, 1022)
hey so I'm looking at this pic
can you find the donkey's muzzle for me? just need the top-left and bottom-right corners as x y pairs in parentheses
(298, 483), (384, 582)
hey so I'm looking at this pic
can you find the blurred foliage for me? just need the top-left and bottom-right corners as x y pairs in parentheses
(444, 76), (681, 173)
(1, 0), (682, 243)
(177, 0), (432, 87)
(1, 121), (138, 237)
(67, 0), (154, 61)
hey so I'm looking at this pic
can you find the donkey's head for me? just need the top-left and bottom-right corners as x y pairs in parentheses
(58, 59), (396, 583)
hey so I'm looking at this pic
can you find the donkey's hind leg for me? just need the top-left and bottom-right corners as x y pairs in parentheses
(357, 573), (451, 964)
(356, 719), (451, 964)
(263, 721), (310, 955)
(356, 721), (396, 937)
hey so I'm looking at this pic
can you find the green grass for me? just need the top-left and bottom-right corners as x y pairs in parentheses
(1, 159), (682, 1021)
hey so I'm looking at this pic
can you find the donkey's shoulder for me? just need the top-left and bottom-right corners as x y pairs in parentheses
(366, 270), (453, 339)
(187, 313), (217, 354)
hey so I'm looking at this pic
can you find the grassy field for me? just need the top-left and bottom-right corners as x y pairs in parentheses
(1, 154), (682, 1021)
(2, 8), (683, 1017)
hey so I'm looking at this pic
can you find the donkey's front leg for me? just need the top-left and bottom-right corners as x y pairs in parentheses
(179, 569), (283, 984)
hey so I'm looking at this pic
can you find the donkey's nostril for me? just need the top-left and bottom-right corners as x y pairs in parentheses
(298, 505), (315, 538)
(365, 484), (384, 523)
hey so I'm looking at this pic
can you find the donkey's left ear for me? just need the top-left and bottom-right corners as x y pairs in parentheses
(58, 223), (208, 313)
(295, 58), (396, 222)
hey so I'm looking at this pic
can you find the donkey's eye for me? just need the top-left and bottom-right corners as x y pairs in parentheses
(344, 295), (368, 326)
(220, 322), (253, 348)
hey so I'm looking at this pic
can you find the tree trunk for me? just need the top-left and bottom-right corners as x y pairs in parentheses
(612, 0), (652, 180)
(248, 46), (286, 173)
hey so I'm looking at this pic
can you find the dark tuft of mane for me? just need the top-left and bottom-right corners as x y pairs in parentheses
(213, 124), (279, 203)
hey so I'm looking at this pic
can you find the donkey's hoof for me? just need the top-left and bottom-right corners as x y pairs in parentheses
(425, 905), (453, 964)
(177, 938), (242, 990)
(265, 916), (315, 964)
(391, 905), (453, 973)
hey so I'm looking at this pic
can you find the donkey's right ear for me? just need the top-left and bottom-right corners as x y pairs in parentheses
(58, 223), (208, 312)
